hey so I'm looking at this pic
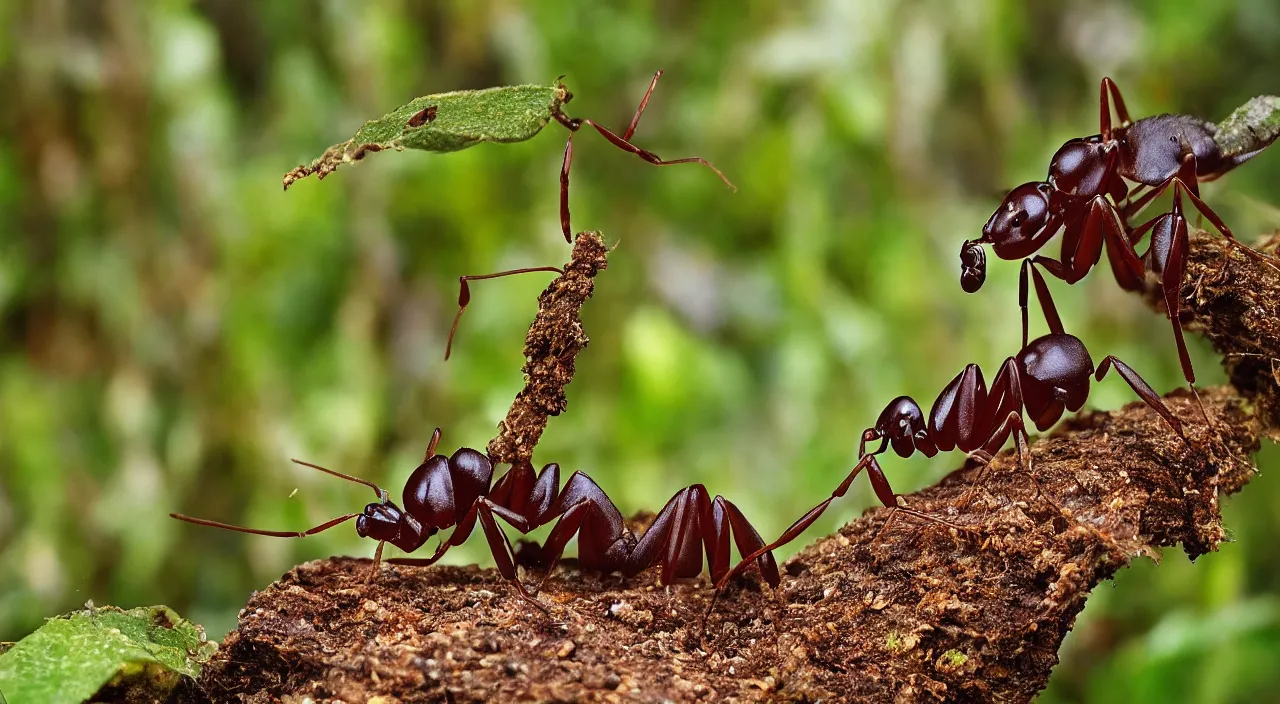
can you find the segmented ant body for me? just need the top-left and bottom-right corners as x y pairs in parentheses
(960, 78), (1277, 386)
(711, 271), (1187, 593)
(171, 430), (778, 612)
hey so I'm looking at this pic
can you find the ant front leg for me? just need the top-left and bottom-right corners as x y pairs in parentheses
(978, 411), (1064, 515)
(445, 267), (564, 360)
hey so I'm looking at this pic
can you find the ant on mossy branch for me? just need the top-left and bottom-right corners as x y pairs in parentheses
(961, 77), (1279, 393)
(710, 263), (1189, 597)
(171, 429), (778, 612)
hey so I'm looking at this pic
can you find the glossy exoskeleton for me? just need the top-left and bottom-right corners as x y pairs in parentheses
(171, 429), (778, 612)
(961, 77), (1278, 386)
(712, 271), (1187, 592)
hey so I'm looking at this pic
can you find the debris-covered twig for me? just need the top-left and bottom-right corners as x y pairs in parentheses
(486, 232), (609, 465)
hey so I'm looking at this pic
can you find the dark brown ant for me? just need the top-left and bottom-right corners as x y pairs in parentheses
(171, 429), (778, 612)
(710, 270), (1187, 595)
(961, 77), (1279, 389)
(552, 70), (736, 242)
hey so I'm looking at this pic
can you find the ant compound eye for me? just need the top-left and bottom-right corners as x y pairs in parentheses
(1011, 213), (1024, 227)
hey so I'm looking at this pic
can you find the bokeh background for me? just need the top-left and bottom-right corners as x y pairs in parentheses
(2, 1), (1278, 700)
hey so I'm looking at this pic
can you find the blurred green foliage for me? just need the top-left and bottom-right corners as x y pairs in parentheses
(0, 2), (1276, 701)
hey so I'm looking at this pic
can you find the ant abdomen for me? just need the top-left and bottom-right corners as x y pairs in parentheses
(1017, 334), (1094, 429)
(930, 364), (988, 452)
(1117, 114), (1223, 184)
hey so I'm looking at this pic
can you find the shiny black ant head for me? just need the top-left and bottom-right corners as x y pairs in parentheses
(1016, 333), (1095, 430)
(1049, 136), (1112, 197)
(959, 240), (987, 293)
(872, 396), (936, 458)
(983, 182), (1052, 260)
(356, 500), (430, 553)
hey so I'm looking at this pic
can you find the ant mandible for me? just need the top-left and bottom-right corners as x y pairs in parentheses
(171, 429), (779, 613)
(553, 70), (736, 242)
(711, 266), (1188, 594)
(960, 77), (1279, 388)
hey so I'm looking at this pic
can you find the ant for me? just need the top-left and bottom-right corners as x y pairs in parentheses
(553, 70), (736, 242)
(171, 429), (779, 613)
(709, 264), (1188, 595)
(960, 77), (1278, 389)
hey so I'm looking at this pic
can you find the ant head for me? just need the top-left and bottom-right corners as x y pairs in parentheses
(1016, 333), (1094, 430)
(959, 240), (987, 293)
(356, 500), (430, 553)
(983, 183), (1052, 259)
(873, 397), (931, 458)
(1049, 136), (1112, 197)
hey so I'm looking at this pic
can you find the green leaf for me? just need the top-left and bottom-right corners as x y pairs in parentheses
(0, 604), (216, 704)
(283, 81), (569, 190)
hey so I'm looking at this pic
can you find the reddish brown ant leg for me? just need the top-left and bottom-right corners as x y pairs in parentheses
(576, 116), (737, 191)
(445, 267), (565, 360)
(623, 70), (663, 141)
(1099, 77), (1132, 139)
(1095, 356), (1191, 442)
(559, 135), (574, 242)
(367, 540), (386, 583)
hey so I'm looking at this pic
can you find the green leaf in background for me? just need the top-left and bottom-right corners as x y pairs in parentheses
(283, 81), (569, 189)
(0, 604), (216, 704)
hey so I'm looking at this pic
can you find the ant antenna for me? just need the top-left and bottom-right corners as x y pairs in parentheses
(445, 267), (564, 360)
(169, 511), (361, 538)
(290, 458), (387, 501)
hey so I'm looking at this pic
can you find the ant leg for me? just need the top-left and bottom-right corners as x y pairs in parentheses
(574, 116), (737, 191)
(367, 540), (386, 583)
(532, 501), (592, 591)
(1172, 178), (1280, 273)
(623, 70), (663, 141)
(1019, 258), (1066, 346)
(1160, 210), (1197, 387)
(1100, 77), (1132, 138)
(1096, 356), (1190, 442)
(865, 458), (973, 540)
(559, 134), (574, 242)
(445, 267), (565, 360)
(474, 502), (547, 613)
(555, 71), (662, 242)
(387, 498), (531, 569)
(1089, 197), (1146, 291)
(711, 455), (876, 592)
(289, 459), (386, 500)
